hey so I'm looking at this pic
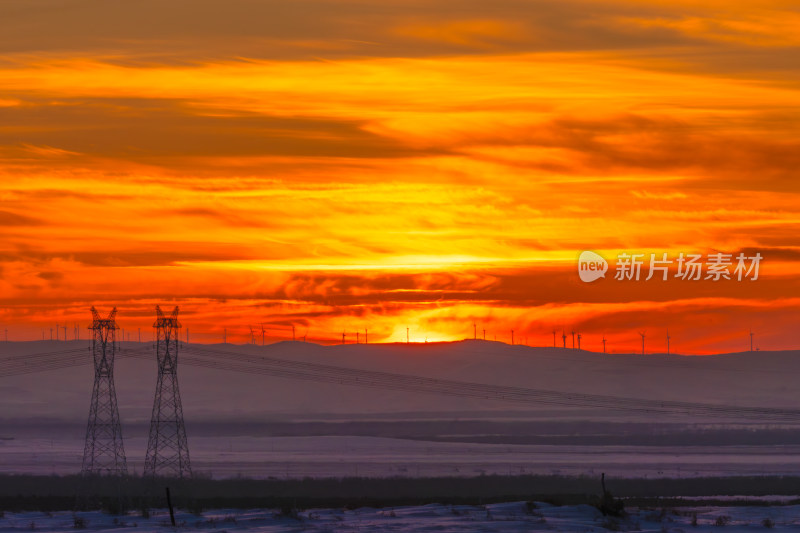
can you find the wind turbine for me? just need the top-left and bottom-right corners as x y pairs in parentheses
(577, 333), (581, 350)
(561, 331), (566, 348)
(750, 329), (754, 352)
(571, 330), (575, 349)
(552, 330), (556, 348)
(303, 328), (308, 342)
(666, 329), (671, 355)
(639, 332), (645, 355)
(602, 335), (606, 354)
(260, 323), (266, 346)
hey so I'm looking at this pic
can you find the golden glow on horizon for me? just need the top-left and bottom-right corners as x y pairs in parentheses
(0, 0), (799, 354)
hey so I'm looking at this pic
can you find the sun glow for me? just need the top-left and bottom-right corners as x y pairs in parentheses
(1, 0), (799, 353)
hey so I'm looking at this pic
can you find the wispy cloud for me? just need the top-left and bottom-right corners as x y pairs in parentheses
(0, 0), (798, 352)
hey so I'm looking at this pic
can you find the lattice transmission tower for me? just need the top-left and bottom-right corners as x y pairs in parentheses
(144, 306), (192, 478)
(81, 307), (128, 476)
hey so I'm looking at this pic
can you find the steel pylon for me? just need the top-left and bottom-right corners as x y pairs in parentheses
(144, 306), (192, 478)
(81, 307), (128, 476)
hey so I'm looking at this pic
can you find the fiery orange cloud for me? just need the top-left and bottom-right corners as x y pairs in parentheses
(0, 0), (798, 354)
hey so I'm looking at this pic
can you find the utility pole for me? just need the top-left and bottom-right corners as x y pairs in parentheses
(144, 306), (191, 478)
(81, 307), (127, 476)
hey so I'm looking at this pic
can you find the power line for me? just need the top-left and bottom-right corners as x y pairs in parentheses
(173, 344), (800, 423)
(4, 343), (800, 423)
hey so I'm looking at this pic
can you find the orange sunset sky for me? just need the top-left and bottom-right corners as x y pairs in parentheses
(0, 0), (799, 353)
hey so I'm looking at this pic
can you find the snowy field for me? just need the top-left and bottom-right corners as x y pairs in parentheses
(5, 434), (800, 479)
(5, 343), (800, 530)
(6, 341), (800, 425)
(3, 501), (800, 532)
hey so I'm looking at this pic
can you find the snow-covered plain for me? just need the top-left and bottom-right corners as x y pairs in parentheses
(5, 434), (800, 479)
(5, 340), (800, 422)
(5, 342), (800, 530)
(4, 341), (800, 480)
(2, 501), (800, 532)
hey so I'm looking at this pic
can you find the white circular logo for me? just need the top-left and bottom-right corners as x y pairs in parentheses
(578, 251), (608, 282)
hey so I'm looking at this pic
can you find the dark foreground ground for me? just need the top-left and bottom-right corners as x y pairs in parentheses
(3, 474), (800, 513)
